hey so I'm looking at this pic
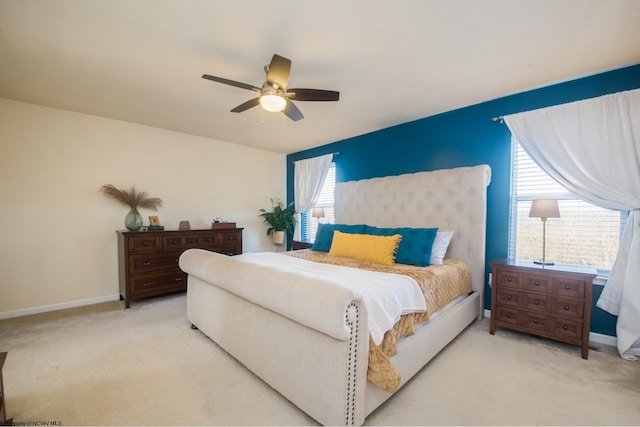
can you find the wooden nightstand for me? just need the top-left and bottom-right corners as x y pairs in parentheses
(489, 259), (597, 359)
(291, 240), (313, 250)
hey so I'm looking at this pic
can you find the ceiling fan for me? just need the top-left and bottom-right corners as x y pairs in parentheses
(202, 54), (339, 121)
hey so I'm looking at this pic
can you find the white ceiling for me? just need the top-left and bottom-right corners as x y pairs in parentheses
(1, 0), (639, 154)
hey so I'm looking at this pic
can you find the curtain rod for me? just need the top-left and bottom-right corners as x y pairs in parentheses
(491, 116), (504, 123)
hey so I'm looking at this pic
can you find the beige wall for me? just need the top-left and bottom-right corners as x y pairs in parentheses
(0, 99), (285, 317)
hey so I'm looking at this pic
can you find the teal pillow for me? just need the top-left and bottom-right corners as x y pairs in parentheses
(365, 226), (438, 266)
(311, 223), (366, 252)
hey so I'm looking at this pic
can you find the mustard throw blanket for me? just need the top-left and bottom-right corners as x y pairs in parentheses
(286, 250), (471, 393)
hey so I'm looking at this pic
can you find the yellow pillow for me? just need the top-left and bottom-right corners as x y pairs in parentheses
(328, 231), (402, 266)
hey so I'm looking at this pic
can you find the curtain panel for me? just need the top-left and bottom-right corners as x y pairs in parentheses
(503, 88), (640, 360)
(293, 154), (333, 241)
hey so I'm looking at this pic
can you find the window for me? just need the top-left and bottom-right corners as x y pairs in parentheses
(300, 163), (335, 242)
(509, 140), (626, 274)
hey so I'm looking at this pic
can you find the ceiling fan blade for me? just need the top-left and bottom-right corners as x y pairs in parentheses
(202, 74), (261, 92)
(266, 54), (291, 90)
(230, 97), (260, 113)
(287, 88), (339, 102)
(283, 99), (304, 121)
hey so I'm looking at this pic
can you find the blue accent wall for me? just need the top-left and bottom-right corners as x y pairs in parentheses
(287, 63), (640, 337)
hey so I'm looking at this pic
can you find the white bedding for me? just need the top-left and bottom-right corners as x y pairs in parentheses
(179, 249), (426, 345)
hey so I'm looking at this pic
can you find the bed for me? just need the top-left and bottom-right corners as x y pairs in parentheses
(179, 164), (492, 425)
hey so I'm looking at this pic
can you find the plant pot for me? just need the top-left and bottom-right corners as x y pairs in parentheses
(272, 230), (285, 245)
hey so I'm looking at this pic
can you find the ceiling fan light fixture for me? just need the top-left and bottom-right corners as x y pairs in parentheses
(260, 94), (286, 112)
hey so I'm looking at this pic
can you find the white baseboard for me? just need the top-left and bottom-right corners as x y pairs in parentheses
(589, 331), (617, 347)
(0, 294), (121, 320)
(483, 309), (616, 348)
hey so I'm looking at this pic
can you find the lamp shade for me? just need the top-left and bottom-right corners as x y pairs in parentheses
(529, 199), (560, 219)
(312, 207), (325, 218)
(260, 94), (286, 112)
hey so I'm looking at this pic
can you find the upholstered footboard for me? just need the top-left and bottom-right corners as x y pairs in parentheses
(364, 291), (480, 414)
(187, 275), (371, 426)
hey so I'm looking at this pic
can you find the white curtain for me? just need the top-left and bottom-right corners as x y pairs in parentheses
(503, 88), (640, 360)
(293, 154), (333, 240)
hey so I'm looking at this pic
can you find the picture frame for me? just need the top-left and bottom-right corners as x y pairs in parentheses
(149, 216), (160, 226)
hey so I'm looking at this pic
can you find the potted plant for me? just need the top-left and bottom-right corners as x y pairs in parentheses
(259, 198), (296, 245)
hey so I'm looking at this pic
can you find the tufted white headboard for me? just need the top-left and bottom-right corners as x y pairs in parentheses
(334, 165), (492, 301)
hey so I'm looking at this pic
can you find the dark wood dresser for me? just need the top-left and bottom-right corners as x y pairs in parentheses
(118, 228), (243, 308)
(489, 259), (597, 359)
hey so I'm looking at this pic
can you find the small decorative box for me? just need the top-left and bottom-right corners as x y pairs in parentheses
(211, 222), (236, 229)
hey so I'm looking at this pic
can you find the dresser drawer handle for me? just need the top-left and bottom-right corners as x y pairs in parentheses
(562, 325), (569, 331)
(143, 282), (151, 287)
(188, 239), (197, 244)
(506, 313), (512, 318)
(506, 295), (512, 301)
(533, 319), (539, 324)
(564, 305), (570, 311)
(534, 300), (540, 305)
(143, 261), (150, 267)
(534, 281), (540, 286)
(507, 277), (513, 282)
(175, 277), (183, 282)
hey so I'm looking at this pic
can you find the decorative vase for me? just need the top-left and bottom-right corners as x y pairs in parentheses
(272, 230), (285, 245)
(124, 207), (143, 231)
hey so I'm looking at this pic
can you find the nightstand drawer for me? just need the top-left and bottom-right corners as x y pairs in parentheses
(550, 297), (584, 318)
(496, 288), (521, 307)
(524, 312), (548, 333)
(553, 278), (586, 299)
(548, 318), (584, 342)
(524, 274), (552, 293)
(496, 270), (523, 289)
(495, 306), (522, 326)
(523, 292), (549, 312)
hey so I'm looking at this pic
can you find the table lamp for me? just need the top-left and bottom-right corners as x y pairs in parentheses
(529, 199), (560, 265)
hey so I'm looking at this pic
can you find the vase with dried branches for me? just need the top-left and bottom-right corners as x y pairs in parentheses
(100, 184), (163, 231)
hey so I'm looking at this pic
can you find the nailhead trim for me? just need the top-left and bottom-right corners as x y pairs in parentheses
(345, 301), (359, 425)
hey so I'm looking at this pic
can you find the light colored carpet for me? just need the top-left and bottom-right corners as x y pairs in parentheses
(1, 294), (639, 426)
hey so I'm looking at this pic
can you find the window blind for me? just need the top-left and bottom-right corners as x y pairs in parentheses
(509, 141), (623, 272)
(301, 163), (335, 242)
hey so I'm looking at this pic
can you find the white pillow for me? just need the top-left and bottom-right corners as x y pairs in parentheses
(430, 231), (454, 265)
